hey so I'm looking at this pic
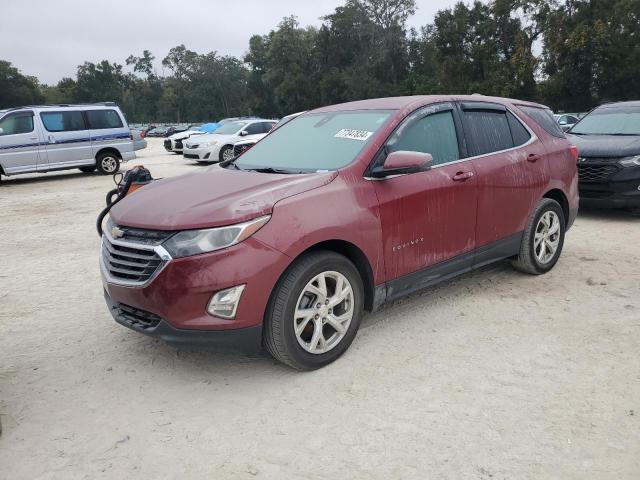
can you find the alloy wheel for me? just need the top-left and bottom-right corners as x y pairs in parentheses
(534, 211), (561, 264)
(294, 271), (354, 354)
(101, 156), (118, 173)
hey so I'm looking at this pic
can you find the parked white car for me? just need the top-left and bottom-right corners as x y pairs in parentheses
(183, 119), (277, 163)
(231, 112), (304, 159)
(164, 128), (205, 154)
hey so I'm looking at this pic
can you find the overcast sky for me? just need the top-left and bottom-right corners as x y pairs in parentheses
(1, 0), (460, 85)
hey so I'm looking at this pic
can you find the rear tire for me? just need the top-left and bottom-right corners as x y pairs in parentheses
(264, 251), (364, 370)
(79, 166), (96, 173)
(96, 152), (120, 175)
(511, 198), (565, 275)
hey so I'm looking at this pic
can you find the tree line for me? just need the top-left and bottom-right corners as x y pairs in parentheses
(2, 0), (639, 122)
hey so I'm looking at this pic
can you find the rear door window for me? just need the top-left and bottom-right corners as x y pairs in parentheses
(507, 112), (532, 147)
(461, 107), (514, 156)
(0, 111), (34, 135)
(41, 111), (87, 132)
(85, 109), (124, 129)
(387, 110), (460, 166)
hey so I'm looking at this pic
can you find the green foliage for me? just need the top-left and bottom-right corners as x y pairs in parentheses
(2, 0), (639, 118)
(0, 60), (44, 108)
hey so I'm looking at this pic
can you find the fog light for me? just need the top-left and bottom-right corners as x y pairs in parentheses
(207, 285), (245, 319)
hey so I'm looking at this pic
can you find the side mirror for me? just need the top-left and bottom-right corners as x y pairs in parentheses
(561, 125), (572, 132)
(240, 130), (249, 137)
(371, 151), (433, 178)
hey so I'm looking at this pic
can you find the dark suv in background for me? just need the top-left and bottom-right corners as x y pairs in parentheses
(567, 101), (640, 209)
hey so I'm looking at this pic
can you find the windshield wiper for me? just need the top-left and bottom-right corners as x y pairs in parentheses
(245, 167), (304, 174)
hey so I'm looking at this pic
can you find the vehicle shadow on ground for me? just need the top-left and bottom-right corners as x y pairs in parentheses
(578, 206), (640, 221)
(0, 171), (100, 187)
(111, 260), (515, 378)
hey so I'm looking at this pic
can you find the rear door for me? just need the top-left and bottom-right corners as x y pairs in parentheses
(40, 110), (93, 168)
(0, 110), (42, 174)
(86, 109), (132, 157)
(371, 103), (478, 285)
(458, 101), (547, 253)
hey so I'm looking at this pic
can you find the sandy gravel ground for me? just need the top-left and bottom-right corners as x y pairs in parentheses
(1, 138), (639, 479)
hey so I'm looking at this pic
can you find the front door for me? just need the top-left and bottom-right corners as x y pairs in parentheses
(0, 110), (42, 174)
(39, 110), (93, 170)
(371, 103), (478, 295)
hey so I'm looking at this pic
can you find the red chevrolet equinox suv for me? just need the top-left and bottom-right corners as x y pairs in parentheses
(101, 96), (579, 370)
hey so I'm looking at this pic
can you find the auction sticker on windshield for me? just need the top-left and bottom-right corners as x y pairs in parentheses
(334, 129), (374, 141)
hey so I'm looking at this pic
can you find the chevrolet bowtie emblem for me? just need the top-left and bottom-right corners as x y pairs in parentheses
(111, 226), (124, 239)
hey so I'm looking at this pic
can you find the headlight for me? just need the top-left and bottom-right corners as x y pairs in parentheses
(619, 155), (640, 167)
(203, 141), (218, 147)
(163, 215), (270, 258)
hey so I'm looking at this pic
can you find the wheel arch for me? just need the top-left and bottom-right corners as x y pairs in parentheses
(543, 189), (569, 226)
(285, 239), (377, 312)
(95, 147), (122, 161)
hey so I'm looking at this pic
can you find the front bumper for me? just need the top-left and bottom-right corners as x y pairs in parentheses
(579, 165), (640, 208)
(101, 236), (291, 343)
(104, 292), (263, 352)
(183, 145), (219, 162)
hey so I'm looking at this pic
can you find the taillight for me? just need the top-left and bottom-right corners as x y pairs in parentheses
(569, 145), (579, 163)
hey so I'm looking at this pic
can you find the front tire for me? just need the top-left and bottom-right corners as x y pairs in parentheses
(96, 152), (120, 175)
(219, 145), (235, 163)
(264, 251), (364, 370)
(511, 198), (565, 275)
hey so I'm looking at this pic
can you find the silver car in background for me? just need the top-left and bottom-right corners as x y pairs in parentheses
(0, 102), (135, 181)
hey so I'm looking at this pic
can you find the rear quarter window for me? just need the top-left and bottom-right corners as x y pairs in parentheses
(86, 109), (124, 130)
(518, 105), (565, 138)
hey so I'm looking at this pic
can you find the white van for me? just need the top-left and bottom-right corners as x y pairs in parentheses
(0, 103), (135, 181)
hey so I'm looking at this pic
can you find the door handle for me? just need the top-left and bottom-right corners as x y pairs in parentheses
(48, 135), (56, 144)
(527, 153), (541, 163)
(452, 171), (474, 182)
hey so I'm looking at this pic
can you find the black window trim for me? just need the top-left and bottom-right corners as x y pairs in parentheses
(0, 110), (35, 135)
(456, 102), (537, 162)
(364, 101), (466, 178)
(40, 110), (88, 133)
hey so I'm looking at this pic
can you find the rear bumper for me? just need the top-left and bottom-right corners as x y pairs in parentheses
(104, 291), (262, 352)
(121, 151), (136, 162)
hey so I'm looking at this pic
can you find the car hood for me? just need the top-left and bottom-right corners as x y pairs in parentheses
(188, 132), (243, 145)
(567, 134), (640, 158)
(110, 166), (338, 230)
(169, 130), (203, 141)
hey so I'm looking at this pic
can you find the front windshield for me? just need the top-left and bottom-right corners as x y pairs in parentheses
(214, 121), (247, 135)
(235, 110), (393, 172)
(571, 106), (640, 135)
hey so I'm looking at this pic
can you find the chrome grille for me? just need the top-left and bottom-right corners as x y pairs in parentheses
(101, 230), (172, 286)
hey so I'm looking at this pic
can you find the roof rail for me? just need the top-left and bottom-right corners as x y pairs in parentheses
(1, 101), (118, 112)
